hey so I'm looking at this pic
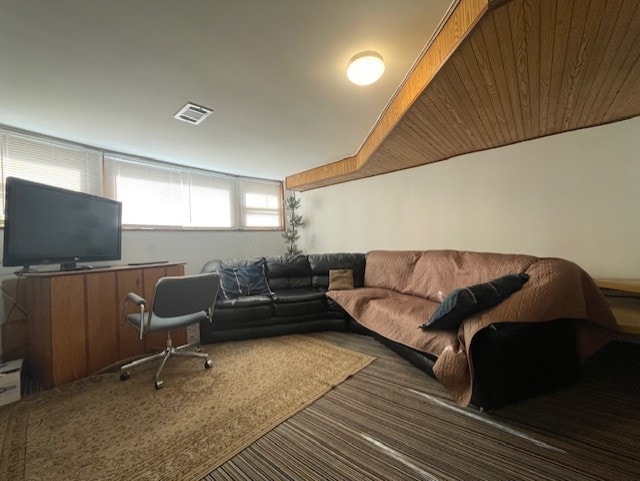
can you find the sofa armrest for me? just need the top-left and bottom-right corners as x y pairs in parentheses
(469, 319), (580, 410)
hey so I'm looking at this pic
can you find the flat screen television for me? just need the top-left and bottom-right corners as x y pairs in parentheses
(3, 177), (122, 271)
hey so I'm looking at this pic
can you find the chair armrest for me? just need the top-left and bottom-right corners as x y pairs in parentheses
(126, 292), (146, 306)
(122, 292), (148, 340)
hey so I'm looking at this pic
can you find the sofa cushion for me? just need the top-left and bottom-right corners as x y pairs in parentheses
(266, 255), (312, 290)
(271, 288), (326, 304)
(308, 253), (366, 288)
(202, 257), (266, 273)
(272, 299), (326, 317)
(420, 273), (530, 330)
(217, 267), (242, 299)
(216, 260), (271, 299)
(235, 259), (272, 296)
(328, 287), (456, 356)
(329, 269), (354, 290)
(209, 303), (273, 324)
(216, 295), (272, 308)
(326, 296), (346, 313)
(364, 250), (538, 302)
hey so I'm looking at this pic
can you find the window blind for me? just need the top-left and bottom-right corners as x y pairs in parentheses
(0, 131), (103, 220)
(0, 127), (283, 230)
(189, 171), (237, 228)
(240, 178), (283, 228)
(104, 155), (187, 226)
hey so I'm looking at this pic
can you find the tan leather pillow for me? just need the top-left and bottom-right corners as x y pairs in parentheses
(329, 269), (354, 290)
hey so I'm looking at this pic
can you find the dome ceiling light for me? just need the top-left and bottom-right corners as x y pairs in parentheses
(347, 51), (385, 86)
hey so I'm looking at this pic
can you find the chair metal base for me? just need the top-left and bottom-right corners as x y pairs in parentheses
(119, 339), (212, 389)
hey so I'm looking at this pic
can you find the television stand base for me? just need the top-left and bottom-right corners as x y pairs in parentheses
(60, 262), (93, 271)
(15, 266), (37, 276)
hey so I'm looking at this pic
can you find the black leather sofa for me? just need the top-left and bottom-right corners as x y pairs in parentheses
(199, 253), (365, 343)
(198, 250), (583, 410)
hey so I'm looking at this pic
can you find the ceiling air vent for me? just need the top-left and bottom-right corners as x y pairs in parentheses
(174, 102), (213, 125)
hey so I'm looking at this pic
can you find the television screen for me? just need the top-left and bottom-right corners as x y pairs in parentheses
(3, 177), (122, 270)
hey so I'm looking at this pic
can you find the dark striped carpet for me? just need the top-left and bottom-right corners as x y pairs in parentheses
(204, 332), (640, 481)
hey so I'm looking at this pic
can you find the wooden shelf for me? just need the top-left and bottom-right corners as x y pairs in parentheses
(595, 278), (640, 335)
(595, 278), (640, 294)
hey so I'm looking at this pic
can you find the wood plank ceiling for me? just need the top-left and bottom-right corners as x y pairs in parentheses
(286, 0), (640, 191)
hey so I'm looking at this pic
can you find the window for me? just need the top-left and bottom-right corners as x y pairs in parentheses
(0, 128), (283, 230)
(0, 131), (103, 221)
(105, 155), (242, 229)
(240, 179), (282, 228)
(104, 155), (281, 229)
(104, 156), (187, 227)
(189, 172), (236, 228)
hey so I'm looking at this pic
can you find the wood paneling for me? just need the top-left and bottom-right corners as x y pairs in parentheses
(286, 0), (640, 191)
(86, 272), (119, 374)
(116, 269), (145, 360)
(50, 275), (87, 386)
(285, 0), (490, 190)
(1, 278), (29, 362)
(26, 277), (52, 387)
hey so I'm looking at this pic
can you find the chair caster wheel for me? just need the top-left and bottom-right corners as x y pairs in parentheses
(204, 359), (213, 369)
(155, 380), (164, 390)
(120, 371), (130, 381)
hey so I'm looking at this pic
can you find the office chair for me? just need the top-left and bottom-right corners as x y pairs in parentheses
(119, 272), (220, 389)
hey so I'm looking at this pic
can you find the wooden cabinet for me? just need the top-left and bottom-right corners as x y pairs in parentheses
(1, 279), (29, 362)
(22, 263), (186, 388)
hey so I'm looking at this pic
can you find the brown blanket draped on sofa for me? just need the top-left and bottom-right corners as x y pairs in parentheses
(328, 250), (618, 406)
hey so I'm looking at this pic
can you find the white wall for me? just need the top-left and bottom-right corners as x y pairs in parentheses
(0, 230), (284, 277)
(118, 230), (284, 274)
(300, 117), (640, 278)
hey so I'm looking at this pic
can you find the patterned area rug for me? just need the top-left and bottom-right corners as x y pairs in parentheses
(0, 335), (374, 481)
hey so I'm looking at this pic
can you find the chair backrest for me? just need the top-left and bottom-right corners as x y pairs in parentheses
(150, 272), (220, 318)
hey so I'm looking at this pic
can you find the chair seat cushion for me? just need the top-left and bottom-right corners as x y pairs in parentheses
(126, 311), (209, 331)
